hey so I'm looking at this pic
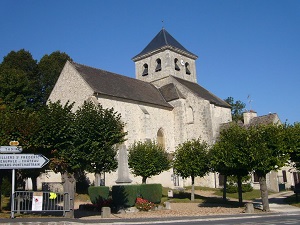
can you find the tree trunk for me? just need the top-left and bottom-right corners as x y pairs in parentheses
(237, 175), (243, 204)
(62, 172), (76, 218)
(142, 177), (147, 184)
(191, 176), (195, 201)
(223, 175), (227, 202)
(259, 174), (270, 212)
(31, 176), (38, 191)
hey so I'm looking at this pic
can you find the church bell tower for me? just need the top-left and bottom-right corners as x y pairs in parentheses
(132, 28), (198, 84)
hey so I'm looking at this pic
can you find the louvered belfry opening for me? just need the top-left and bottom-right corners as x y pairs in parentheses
(142, 63), (148, 76)
(155, 58), (162, 72)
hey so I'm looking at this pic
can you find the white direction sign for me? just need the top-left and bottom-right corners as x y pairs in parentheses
(0, 154), (49, 169)
(0, 146), (22, 153)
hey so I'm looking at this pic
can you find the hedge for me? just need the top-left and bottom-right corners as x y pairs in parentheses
(112, 185), (140, 207)
(111, 183), (163, 207)
(139, 183), (162, 204)
(88, 186), (110, 204)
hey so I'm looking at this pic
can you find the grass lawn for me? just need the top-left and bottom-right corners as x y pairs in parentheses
(214, 189), (263, 201)
(162, 186), (247, 207)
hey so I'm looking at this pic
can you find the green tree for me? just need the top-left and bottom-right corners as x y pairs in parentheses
(73, 101), (126, 176)
(285, 122), (300, 169)
(173, 139), (210, 201)
(37, 101), (75, 218)
(38, 101), (126, 218)
(128, 141), (171, 184)
(0, 108), (45, 191)
(38, 51), (72, 103)
(224, 97), (246, 122)
(0, 49), (41, 110)
(248, 124), (289, 211)
(210, 123), (251, 204)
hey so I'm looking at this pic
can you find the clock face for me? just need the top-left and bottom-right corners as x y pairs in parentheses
(180, 59), (184, 66)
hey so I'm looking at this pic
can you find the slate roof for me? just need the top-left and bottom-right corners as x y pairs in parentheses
(172, 76), (231, 108)
(132, 28), (198, 61)
(249, 113), (280, 125)
(71, 62), (173, 109)
(159, 83), (185, 102)
(220, 113), (280, 132)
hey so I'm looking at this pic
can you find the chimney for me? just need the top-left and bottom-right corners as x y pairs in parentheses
(243, 110), (257, 125)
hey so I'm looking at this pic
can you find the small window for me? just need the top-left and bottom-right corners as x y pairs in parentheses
(253, 172), (259, 182)
(186, 106), (194, 124)
(185, 62), (191, 75)
(219, 174), (225, 186)
(282, 170), (287, 183)
(155, 58), (161, 72)
(174, 58), (180, 71)
(142, 63), (148, 76)
(157, 128), (165, 149)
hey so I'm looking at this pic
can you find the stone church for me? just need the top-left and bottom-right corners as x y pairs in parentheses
(47, 28), (233, 188)
(34, 28), (297, 193)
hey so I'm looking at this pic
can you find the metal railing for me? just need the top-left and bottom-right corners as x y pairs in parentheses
(13, 191), (70, 215)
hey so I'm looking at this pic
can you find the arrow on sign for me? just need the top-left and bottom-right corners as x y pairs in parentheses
(0, 154), (49, 169)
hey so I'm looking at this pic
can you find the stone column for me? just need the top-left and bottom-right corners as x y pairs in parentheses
(116, 144), (132, 184)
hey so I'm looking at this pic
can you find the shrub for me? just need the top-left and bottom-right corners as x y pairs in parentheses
(112, 185), (139, 208)
(139, 184), (162, 204)
(226, 184), (237, 193)
(226, 183), (253, 193)
(135, 197), (155, 211)
(88, 186), (109, 204)
(242, 183), (253, 193)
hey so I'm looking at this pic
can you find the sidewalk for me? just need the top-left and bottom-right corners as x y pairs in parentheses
(253, 191), (300, 213)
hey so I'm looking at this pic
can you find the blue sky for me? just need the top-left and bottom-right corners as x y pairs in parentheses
(1, 0), (299, 123)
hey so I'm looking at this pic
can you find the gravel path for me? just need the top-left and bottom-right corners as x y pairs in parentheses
(77, 190), (245, 220)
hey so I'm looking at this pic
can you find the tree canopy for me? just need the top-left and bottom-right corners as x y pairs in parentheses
(38, 51), (72, 103)
(73, 101), (126, 174)
(285, 122), (300, 169)
(246, 123), (288, 211)
(0, 49), (71, 110)
(210, 123), (250, 203)
(224, 97), (246, 122)
(128, 140), (171, 184)
(211, 122), (289, 209)
(173, 138), (210, 201)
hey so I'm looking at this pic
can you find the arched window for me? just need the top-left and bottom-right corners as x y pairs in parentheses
(155, 58), (162, 72)
(187, 106), (194, 124)
(174, 58), (180, 71)
(142, 63), (148, 76)
(157, 128), (165, 149)
(185, 62), (191, 75)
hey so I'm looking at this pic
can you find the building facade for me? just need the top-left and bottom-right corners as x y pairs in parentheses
(45, 28), (232, 188)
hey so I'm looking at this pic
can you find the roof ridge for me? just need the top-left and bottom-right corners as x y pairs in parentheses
(132, 28), (197, 61)
(72, 61), (145, 83)
(171, 76), (231, 108)
(162, 28), (168, 46)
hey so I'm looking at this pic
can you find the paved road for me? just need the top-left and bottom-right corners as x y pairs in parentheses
(1, 213), (300, 225)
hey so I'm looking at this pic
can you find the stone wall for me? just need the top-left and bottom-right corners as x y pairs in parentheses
(135, 50), (197, 83)
(48, 61), (94, 109)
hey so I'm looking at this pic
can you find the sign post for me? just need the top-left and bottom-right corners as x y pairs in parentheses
(0, 143), (49, 218)
(0, 154), (49, 169)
